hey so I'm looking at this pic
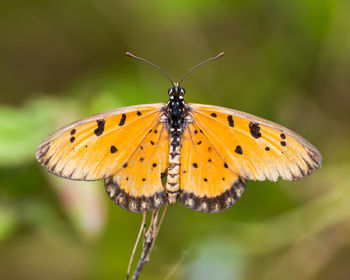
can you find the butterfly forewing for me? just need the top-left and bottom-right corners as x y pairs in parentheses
(36, 104), (165, 181)
(180, 122), (246, 213)
(105, 122), (169, 212)
(189, 104), (322, 182)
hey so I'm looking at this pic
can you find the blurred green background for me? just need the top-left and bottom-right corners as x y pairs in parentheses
(1, 0), (349, 279)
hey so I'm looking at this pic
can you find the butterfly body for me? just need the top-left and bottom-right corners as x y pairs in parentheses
(36, 68), (322, 213)
(164, 85), (188, 204)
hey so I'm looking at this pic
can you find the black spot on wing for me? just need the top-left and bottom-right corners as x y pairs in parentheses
(193, 163), (198, 168)
(280, 133), (286, 139)
(280, 141), (286, 146)
(70, 137), (75, 143)
(70, 129), (76, 135)
(227, 115), (234, 127)
(265, 146), (270, 151)
(94, 119), (105, 136)
(235, 145), (243, 154)
(119, 114), (126, 126)
(110, 145), (118, 153)
(137, 111), (142, 116)
(249, 122), (261, 138)
(210, 113), (217, 117)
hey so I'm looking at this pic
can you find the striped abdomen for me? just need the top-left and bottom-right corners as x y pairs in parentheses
(166, 136), (181, 203)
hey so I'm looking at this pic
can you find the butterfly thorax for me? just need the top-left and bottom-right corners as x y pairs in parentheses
(167, 85), (187, 134)
(168, 85), (186, 119)
(165, 86), (188, 204)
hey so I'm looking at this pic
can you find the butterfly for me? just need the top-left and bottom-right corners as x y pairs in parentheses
(36, 52), (322, 213)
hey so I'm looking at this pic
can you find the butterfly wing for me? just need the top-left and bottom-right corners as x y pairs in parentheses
(36, 104), (165, 181)
(188, 103), (322, 182)
(180, 122), (247, 213)
(105, 121), (169, 212)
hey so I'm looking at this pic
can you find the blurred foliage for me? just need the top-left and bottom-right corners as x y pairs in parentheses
(0, 0), (350, 279)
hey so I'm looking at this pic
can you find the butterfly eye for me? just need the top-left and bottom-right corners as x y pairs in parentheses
(180, 87), (185, 95)
(168, 88), (174, 95)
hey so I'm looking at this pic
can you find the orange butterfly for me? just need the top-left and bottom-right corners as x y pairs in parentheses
(36, 52), (322, 213)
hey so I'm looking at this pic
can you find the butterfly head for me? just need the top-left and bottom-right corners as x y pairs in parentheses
(168, 84), (185, 98)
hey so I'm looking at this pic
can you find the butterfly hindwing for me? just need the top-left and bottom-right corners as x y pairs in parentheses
(189, 104), (322, 182)
(180, 122), (246, 213)
(36, 104), (165, 181)
(105, 122), (169, 212)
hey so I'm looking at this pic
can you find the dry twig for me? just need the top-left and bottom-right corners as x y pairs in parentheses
(126, 205), (168, 280)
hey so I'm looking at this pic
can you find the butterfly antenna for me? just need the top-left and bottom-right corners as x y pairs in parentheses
(178, 52), (225, 86)
(126, 52), (175, 87)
